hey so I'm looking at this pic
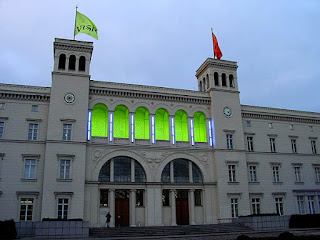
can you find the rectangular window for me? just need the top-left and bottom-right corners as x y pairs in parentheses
(273, 166), (280, 182)
(0, 122), (4, 139)
(100, 190), (108, 207)
(231, 198), (238, 218)
(311, 140), (317, 154)
(58, 198), (69, 219)
(228, 164), (236, 182)
(227, 134), (233, 149)
(275, 197), (284, 216)
(28, 123), (38, 141)
(297, 196), (305, 214)
(290, 124), (294, 130)
(246, 121), (251, 127)
(195, 190), (202, 206)
(0, 103), (5, 110)
(315, 167), (320, 182)
(162, 190), (170, 206)
(269, 123), (273, 128)
(62, 124), (72, 141)
(136, 190), (144, 207)
(249, 166), (257, 182)
(31, 105), (38, 112)
(294, 166), (302, 182)
(24, 159), (36, 179)
(291, 139), (297, 153)
(270, 138), (276, 152)
(251, 198), (260, 215)
(247, 137), (254, 151)
(20, 198), (34, 221)
(307, 196), (315, 214)
(59, 159), (71, 179)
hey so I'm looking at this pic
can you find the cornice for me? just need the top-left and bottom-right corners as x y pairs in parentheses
(0, 92), (50, 102)
(54, 38), (93, 54)
(242, 112), (320, 124)
(0, 83), (51, 93)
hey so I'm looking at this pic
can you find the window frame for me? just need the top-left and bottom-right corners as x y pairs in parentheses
(22, 154), (40, 181)
(57, 154), (74, 181)
(31, 105), (39, 112)
(226, 134), (233, 150)
(293, 165), (303, 183)
(228, 164), (237, 183)
(248, 165), (258, 183)
(19, 198), (34, 221)
(314, 166), (320, 183)
(271, 164), (281, 183)
(307, 195), (315, 214)
(231, 198), (239, 218)
(296, 195), (305, 214)
(136, 189), (144, 207)
(275, 197), (284, 216)
(291, 138), (298, 153)
(270, 137), (276, 152)
(251, 198), (261, 215)
(247, 136), (254, 151)
(57, 198), (69, 219)
(62, 123), (73, 141)
(28, 123), (39, 141)
(311, 140), (317, 154)
(0, 121), (4, 139)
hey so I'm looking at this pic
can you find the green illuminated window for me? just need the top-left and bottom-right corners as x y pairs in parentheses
(155, 108), (169, 141)
(92, 103), (108, 137)
(114, 105), (129, 138)
(135, 107), (150, 139)
(175, 110), (188, 142)
(194, 112), (207, 142)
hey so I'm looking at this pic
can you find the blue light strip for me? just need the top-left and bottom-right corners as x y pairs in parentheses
(211, 119), (216, 147)
(109, 113), (113, 142)
(87, 111), (92, 140)
(131, 114), (134, 143)
(208, 120), (213, 147)
(171, 117), (175, 145)
(190, 119), (195, 146)
(151, 116), (155, 144)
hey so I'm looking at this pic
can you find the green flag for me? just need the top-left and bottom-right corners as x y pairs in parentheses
(74, 11), (98, 40)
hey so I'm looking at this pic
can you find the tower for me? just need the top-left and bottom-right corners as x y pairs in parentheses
(41, 39), (93, 219)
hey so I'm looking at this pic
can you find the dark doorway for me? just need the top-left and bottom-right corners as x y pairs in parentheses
(115, 190), (129, 227)
(176, 190), (189, 225)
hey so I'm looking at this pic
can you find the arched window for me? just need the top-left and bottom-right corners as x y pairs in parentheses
(98, 156), (146, 183)
(199, 81), (202, 91)
(206, 74), (210, 88)
(155, 108), (169, 141)
(79, 56), (86, 71)
(214, 72), (219, 86)
(222, 73), (227, 86)
(69, 55), (76, 70)
(203, 78), (206, 90)
(175, 110), (188, 142)
(229, 74), (235, 88)
(58, 54), (66, 70)
(92, 103), (108, 137)
(194, 112), (207, 142)
(135, 107), (149, 140)
(161, 159), (203, 183)
(114, 105), (129, 138)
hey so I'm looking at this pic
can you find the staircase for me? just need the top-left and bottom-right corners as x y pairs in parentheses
(90, 223), (251, 239)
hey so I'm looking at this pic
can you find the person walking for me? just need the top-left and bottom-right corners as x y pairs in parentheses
(105, 212), (111, 228)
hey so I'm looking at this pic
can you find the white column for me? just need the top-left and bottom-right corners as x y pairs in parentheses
(131, 158), (135, 183)
(130, 190), (136, 227)
(170, 189), (177, 226)
(109, 189), (115, 227)
(170, 161), (174, 183)
(110, 159), (114, 182)
(189, 161), (193, 183)
(189, 190), (195, 225)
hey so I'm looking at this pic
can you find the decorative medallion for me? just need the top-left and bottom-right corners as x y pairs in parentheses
(64, 93), (75, 104)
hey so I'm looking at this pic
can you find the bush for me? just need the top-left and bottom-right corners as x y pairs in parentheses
(278, 231), (295, 240)
(236, 235), (251, 240)
(0, 219), (17, 240)
(42, 218), (83, 221)
(289, 214), (320, 228)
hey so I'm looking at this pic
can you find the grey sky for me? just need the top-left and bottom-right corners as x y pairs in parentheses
(1, 0), (319, 112)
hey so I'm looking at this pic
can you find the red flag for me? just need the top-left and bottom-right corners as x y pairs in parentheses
(211, 28), (222, 60)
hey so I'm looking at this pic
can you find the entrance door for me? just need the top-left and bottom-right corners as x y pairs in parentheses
(176, 190), (189, 225)
(115, 190), (129, 227)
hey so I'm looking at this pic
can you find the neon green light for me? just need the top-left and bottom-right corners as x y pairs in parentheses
(92, 103), (108, 137)
(135, 107), (150, 139)
(175, 110), (188, 141)
(114, 105), (129, 138)
(194, 111), (207, 142)
(155, 108), (169, 141)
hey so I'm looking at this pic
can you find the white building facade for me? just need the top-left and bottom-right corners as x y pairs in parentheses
(0, 38), (319, 227)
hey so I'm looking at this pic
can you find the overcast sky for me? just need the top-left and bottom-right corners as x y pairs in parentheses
(1, 0), (319, 112)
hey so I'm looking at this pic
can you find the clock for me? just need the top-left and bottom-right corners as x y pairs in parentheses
(64, 93), (75, 104)
(223, 107), (232, 117)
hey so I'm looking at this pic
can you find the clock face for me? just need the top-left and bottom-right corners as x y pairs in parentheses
(64, 93), (75, 104)
(223, 107), (232, 117)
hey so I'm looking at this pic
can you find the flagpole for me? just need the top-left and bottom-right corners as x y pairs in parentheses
(211, 27), (215, 59)
(73, 5), (78, 40)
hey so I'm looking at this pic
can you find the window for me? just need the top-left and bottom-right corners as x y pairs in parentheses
(79, 56), (86, 71)
(100, 190), (108, 207)
(270, 138), (276, 152)
(290, 124), (294, 130)
(0, 103), (5, 110)
(28, 123), (38, 141)
(161, 163), (170, 183)
(114, 157), (131, 182)
(247, 136), (254, 151)
(155, 108), (169, 141)
(246, 121), (251, 127)
(310, 126), (313, 132)
(227, 134), (233, 149)
(192, 163), (203, 183)
(214, 72), (219, 86)
(68, 55), (76, 70)
(24, 159), (36, 179)
(174, 159), (189, 183)
(59, 159), (71, 179)
(91, 103), (108, 137)
(231, 198), (238, 218)
(58, 54), (66, 69)
(294, 166), (302, 182)
(62, 124), (72, 141)
(297, 196), (305, 214)
(249, 165), (257, 182)
(135, 161), (146, 183)
(162, 190), (170, 206)
(195, 190), (202, 206)
(315, 167), (320, 182)
(222, 73), (227, 86)
(307, 196), (315, 214)
(268, 123), (273, 128)
(229, 74), (235, 88)
(135, 107), (150, 140)
(0, 122), (4, 139)
(20, 198), (34, 221)
(228, 164), (237, 182)
(273, 166), (280, 182)
(136, 190), (144, 206)
(311, 140), (317, 154)
(275, 197), (284, 216)
(194, 112), (207, 143)
(58, 198), (69, 219)
(291, 139), (297, 153)
(251, 198), (261, 215)
(31, 105), (38, 112)
(175, 110), (188, 142)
